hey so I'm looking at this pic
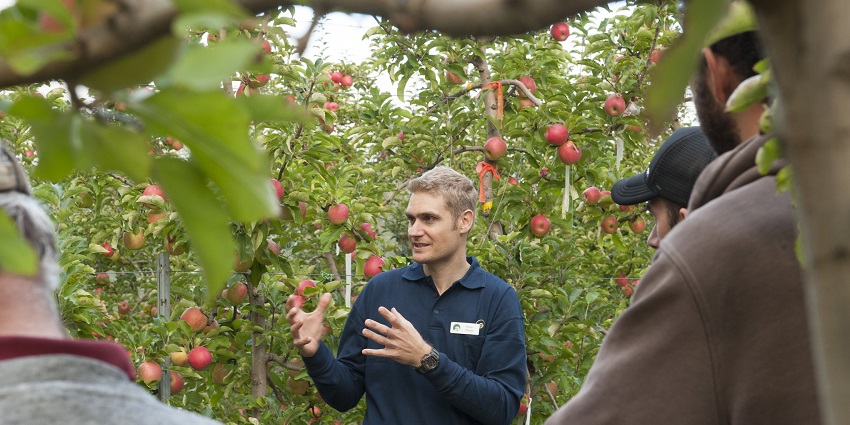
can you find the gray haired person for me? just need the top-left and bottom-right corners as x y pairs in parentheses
(0, 144), (223, 425)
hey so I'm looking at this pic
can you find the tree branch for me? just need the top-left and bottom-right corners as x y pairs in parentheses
(0, 0), (612, 89)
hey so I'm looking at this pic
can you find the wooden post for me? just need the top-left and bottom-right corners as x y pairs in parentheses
(157, 252), (171, 401)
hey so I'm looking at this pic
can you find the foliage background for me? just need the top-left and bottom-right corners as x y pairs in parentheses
(0, 1), (695, 423)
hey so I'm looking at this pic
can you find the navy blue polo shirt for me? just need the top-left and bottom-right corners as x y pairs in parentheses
(303, 256), (526, 425)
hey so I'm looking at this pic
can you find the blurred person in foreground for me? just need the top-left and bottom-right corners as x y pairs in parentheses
(546, 3), (821, 424)
(0, 144), (222, 425)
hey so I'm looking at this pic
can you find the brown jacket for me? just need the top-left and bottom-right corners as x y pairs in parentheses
(546, 135), (821, 424)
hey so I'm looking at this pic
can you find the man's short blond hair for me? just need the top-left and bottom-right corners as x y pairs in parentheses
(408, 166), (477, 223)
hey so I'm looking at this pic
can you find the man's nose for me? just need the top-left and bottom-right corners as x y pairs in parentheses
(647, 225), (660, 250)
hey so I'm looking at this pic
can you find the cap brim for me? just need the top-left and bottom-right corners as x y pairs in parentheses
(611, 172), (657, 205)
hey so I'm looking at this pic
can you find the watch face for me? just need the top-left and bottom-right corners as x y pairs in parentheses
(417, 349), (439, 373)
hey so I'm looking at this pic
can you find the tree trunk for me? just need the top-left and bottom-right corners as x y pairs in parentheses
(751, 1), (850, 423)
(247, 277), (267, 418)
(472, 51), (505, 238)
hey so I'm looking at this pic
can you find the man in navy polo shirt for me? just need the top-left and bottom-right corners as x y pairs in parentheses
(286, 166), (526, 425)
(0, 144), (221, 425)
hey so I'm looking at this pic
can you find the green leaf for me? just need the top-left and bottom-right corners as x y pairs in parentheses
(10, 97), (73, 180)
(129, 89), (277, 222)
(172, 0), (249, 16)
(167, 40), (259, 91)
(154, 157), (233, 301)
(235, 94), (310, 124)
(645, 0), (730, 129)
(725, 74), (767, 113)
(80, 36), (182, 93)
(11, 97), (151, 181)
(755, 137), (780, 175)
(82, 124), (152, 182)
(0, 210), (38, 276)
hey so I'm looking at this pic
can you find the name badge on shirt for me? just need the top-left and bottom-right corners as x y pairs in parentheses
(450, 322), (480, 336)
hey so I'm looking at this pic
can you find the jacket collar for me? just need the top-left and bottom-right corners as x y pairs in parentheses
(401, 256), (485, 289)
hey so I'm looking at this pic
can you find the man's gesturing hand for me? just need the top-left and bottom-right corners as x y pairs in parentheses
(286, 293), (332, 357)
(361, 306), (432, 367)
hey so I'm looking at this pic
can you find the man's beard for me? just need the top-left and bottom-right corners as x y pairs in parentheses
(693, 70), (742, 155)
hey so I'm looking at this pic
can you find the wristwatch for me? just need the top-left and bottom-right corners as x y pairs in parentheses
(415, 347), (440, 375)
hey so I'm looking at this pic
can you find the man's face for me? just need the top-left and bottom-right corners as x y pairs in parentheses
(646, 198), (678, 250)
(406, 191), (468, 267)
(693, 59), (741, 155)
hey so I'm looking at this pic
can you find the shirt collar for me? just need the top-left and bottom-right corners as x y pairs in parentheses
(0, 335), (136, 380)
(402, 256), (486, 289)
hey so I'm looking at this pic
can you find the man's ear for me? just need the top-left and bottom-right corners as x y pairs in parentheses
(458, 209), (474, 233)
(701, 47), (734, 104)
(679, 207), (688, 222)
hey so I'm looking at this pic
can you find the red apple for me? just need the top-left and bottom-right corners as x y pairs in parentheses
(557, 141), (582, 165)
(122, 230), (145, 250)
(138, 361), (162, 384)
(338, 233), (357, 254)
(188, 346), (212, 371)
(101, 242), (115, 258)
(180, 307), (207, 332)
(616, 273), (630, 287)
(141, 184), (166, 208)
(296, 279), (316, 296)
(330, 71), (343, 84)
(550, 22), (570, 41)
(118, 300), (130, 315)
(517, 394), (530, 417)
(508, 177), (518, 185)
(601, 216), (619, 234)
(226, 282), (248, 304)
(291, 295), (306, 309)
(247, 74), (271, 88)
(267, 239), (280, 256)
(269, 179), (284, 202)
(327, 203), (349, 225)
(583, 186), (602, 205)
(518, 76), (536, 95)
(170, 348), (188, 366)
(95, 272), (109, 286)
(286, 377), (309, 395)
(604, 93), (626, 117)
(650, 49), (663, 64)
(530, 214), (551, 237)
(169, 371), (184, 394)
(364, 256), (385, 278)
(518, 98), (535, 109)
(260, 39), (272, 54)
(340, 74), (354, 88)
(323, 101), (339, 112)
(545, 124), (569, 146)
(147, 209), (166, 223)
(483, 136), (507, 161)
(398, 131), (405, 141)
(629, 216), (647, 233)
(360, 222), (377, 241)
